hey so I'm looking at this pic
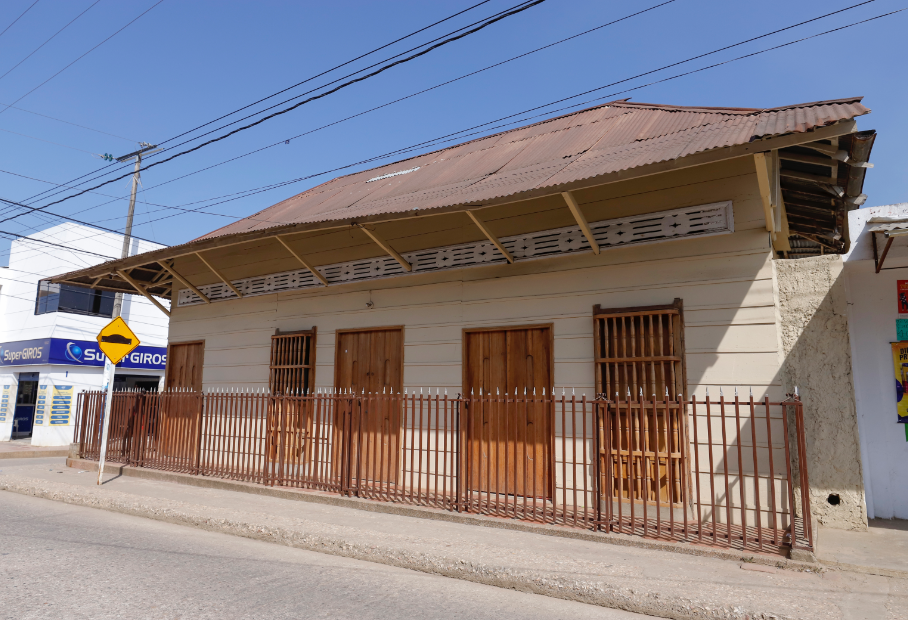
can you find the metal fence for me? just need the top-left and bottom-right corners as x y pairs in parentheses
(74, 389), (811, 555)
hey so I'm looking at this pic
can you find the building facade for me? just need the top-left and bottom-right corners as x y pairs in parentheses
(843, 204), (908, 520)
(52, 98), (876, 532)
(0, 222), (169, 446)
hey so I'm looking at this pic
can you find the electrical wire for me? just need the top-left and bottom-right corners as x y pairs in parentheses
(0, 0), (40, 40)
(17, 0), (501, 205)
(59, 0), (678, 222)
(0, 0), (101, 83)
(0, 0), (165, 116)
(0, 230), (117, 259)
(0, 126), (99, 154)
(13, 0), (881, 222)
(0, 101), (137, 142)
(20, 0), (546, 208)
(3, 2), (899, 255)
(116, 4), (907, 234)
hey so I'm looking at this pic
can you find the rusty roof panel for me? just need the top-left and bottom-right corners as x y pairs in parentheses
(197, 98), (870, 241)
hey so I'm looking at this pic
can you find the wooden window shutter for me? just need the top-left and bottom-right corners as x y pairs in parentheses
(269, 328), (316, 395)
(593, 299), (686, 400)
(594, 299), (687, 506)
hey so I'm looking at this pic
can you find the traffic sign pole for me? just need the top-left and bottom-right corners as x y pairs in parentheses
(94, 316), (141, 485)
(97, 356), (116, 485)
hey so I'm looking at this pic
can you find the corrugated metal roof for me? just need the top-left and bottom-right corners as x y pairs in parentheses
(199, 97), (868, 241)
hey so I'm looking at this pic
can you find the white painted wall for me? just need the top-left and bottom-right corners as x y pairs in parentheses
(843, 204), (908, 520)
(0, 222), (170, 445)
(0, 221), (170, 345)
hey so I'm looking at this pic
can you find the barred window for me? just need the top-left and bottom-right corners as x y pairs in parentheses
(269, 329), (316, 395)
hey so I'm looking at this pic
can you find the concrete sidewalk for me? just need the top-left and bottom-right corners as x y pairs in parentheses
(0, 456), (905, 620)
(0, 438), (69, 459)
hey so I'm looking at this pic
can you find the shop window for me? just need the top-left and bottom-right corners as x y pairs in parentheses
(270, 328), (316, 395)
(35, 280), (114, 318)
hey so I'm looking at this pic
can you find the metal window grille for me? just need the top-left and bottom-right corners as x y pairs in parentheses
(269, 329), (316, 395)
(594, 301), (686, 507)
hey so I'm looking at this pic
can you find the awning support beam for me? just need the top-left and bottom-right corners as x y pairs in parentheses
(195, 251), (244, 298)
(357, 225), (412, 272)
(159, 260), (211, 304)
(466, 210), (514, 263)
(116, 269), (171, 317)
(873, 231), (895, 273)
(561, 191), (599, 255)
(276, 236), (328, 286)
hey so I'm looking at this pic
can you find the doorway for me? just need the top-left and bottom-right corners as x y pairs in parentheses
(164, 341), (204, 390)
(12, 372), (39, 438)
(334, 327), (403, 485)
(463, 325), (553, 499)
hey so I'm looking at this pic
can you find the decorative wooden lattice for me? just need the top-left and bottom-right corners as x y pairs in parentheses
(178, 202), (733, 306)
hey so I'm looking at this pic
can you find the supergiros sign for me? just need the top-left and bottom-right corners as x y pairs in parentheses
(0, 338), (166, 369)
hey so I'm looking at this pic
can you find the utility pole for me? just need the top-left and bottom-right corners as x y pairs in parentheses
(111, 142), (159, 318)
(97, 141), (160, 486)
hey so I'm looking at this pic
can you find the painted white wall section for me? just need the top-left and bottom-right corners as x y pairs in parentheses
(0, 222), (169, 446)
(843, 204), (908, 520)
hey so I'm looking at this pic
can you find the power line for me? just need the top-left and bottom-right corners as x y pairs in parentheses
(0, 230), (117, 259)
(61, 0), (678, 222)
(0, 196), (166, 246)
(16, 0), (881, 223)
(0, 101), (137, 141)
(116, 2), (901, 233)
(20, 0), (545, 208)
(17, 0), (500, 205)
(0, 0), (101, 83)
(6, 2), (898, 252)
(0, 126), (99, 154)
(0, 0), (165, 116)
(0, 0), (40, 40)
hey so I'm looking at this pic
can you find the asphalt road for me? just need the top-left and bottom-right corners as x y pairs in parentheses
(0, 491), (646, 620)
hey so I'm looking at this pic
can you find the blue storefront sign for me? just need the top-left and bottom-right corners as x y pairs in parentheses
(0, 338), (166, 370)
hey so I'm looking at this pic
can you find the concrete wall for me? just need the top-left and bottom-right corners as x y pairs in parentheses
(843, 204), (908, 520)
(773, 254), (867, 530)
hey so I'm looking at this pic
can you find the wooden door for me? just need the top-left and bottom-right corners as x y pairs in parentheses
(464, 326), (553, 498)
(160, 341), (204, 459)
(335, 328), (403, 484)
(165, 341), (204, 390)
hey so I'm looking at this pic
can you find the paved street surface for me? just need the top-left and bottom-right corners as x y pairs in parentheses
(0, 491), (645, 620)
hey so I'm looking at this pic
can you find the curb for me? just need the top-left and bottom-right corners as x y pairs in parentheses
(0, 449), (69, 460)
(67, 457), (813, 573)
(1, 473), (806, 620)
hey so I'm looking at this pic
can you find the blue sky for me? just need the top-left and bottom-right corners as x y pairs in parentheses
(0, 0), (904, 263)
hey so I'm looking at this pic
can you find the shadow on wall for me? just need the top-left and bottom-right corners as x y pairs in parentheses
(775, 254), (868, 531)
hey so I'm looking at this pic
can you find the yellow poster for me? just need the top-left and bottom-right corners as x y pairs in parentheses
(34, 385), (48, 426)
(891, 343), (908, 423)
(49, 385), (73, 426)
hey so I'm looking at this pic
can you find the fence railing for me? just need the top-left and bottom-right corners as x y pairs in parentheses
(74, 389), (811, 555)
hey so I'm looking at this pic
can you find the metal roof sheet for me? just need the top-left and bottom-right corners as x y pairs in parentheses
(190, 97), (869, 242)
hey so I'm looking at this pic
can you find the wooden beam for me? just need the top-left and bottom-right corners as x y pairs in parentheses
(560, 191), (599, 255)
(780, 168), (837, 185)
(465, 210), (515, 263)
(195, 252), (244, 298)
(275, 236), (328, 286)
(876, 234), (894, 273)
(159, 260), (211, 304)
(779, 151), (840, 168)
(357, 225), (412, 272)
(753, 153), (775, 235)
(117, 269), (171, 317)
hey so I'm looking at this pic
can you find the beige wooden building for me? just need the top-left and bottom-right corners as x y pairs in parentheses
(54, 98), (876, 537)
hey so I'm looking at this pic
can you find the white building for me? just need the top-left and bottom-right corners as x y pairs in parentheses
(844, 204), (908, 520)
(0, 222), (169, 446)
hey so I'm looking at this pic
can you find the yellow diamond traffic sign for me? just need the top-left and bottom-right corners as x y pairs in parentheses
(96, 316), (140, 365)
